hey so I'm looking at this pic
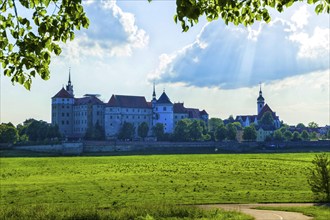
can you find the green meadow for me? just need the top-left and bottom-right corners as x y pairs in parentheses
(0, 153), (328, 219)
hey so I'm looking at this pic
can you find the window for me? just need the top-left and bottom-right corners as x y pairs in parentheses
(67, 113), (69, 117)
(126, 109), (128, 112)
(66, 120), (69, 125)
(62, 120), (64, 125)
(175, 116), (177, 119)
(110, 116), (113, 119)
(163, 107), (166, 111)
(144, 116), (146, 119)
(62, 105), (64, 109)
(117, 116), (119, 119)
(181, 116), (184, 119)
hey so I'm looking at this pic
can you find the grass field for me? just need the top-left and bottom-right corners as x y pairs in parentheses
(0, 153), (328, 219)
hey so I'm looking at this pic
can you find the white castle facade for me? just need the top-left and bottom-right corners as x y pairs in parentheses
(51, 74), (209, 139)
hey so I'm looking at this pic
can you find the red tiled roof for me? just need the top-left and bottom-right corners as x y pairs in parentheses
(107, 95), (150, 108)
(187, 108), (201, 118)
(257, 104), (276, 120)
(200, 110), (208, 115)
(173, 103), (187, 113)
(52, 88), (73, 98)
(75, 96), (104, 105)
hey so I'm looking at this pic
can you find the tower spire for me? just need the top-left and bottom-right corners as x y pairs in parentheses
(68, 67), (71, 85)
(152, 81), (156, 100)
(66, 67), (74, 96)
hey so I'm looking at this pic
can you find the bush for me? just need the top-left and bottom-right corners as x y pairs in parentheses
(307, 153), (330, 202)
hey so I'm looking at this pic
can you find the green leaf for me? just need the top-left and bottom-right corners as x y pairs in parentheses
(24, 80), (31, 90)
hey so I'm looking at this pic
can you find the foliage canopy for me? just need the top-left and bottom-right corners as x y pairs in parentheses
(1, 0), (89, 89)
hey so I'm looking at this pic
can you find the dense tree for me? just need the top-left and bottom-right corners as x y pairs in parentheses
(273, 129), (283, 141)
(307, 153), (330, 202)
(118, 122), (135, 140)
(189, 120), (203, 141)
(208, 118), (223, 131)
(292, 131), (301, 141)
(18, 119), (61, 141)
(310, 131), (318, 140)
(327, 130), (330, 139)
(152, 123), (164, 141)
(226, 123), (237, 141)
(0, 123), (18, 144)
(242, 126), (257, 141)
(215, 125), (227, 141)
(174, 119), (191, 141)
(1, 0), (89, 89)
(296, 123), (306, 129)
(169, 0), (329, 32)
(259, 112), (274, 127)
(283, 130), (292, 141)
(308, 122), (319, 128)
(231, 122), (243, 130)
(301, 130), (309, 141)
(138, 122), (149, 140)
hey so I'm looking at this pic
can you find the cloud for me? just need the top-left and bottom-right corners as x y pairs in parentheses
(59, 0), (149, 63)
(149, 6), (329, 89)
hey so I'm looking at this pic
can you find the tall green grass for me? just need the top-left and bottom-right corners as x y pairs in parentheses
(0, 153), (327, 218)
(0, 204), (253, 220)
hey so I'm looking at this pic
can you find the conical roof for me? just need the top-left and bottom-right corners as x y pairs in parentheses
(157, 91), (172, 104)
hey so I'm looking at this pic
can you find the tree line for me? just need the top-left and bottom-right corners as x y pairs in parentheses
(0, 119), (61, 145)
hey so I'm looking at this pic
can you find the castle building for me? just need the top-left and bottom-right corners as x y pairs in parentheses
(51, 73), (209, 139)
(235, 85), (281, 129)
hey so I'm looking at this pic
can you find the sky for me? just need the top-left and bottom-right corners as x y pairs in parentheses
(1, 0), (329, 126)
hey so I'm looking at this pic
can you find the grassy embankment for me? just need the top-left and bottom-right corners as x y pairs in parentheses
(1, 153), (329, 219)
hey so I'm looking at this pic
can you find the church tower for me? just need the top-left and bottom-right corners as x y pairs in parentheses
(66, 68), (74, 96)
(257, 83), (265, 114)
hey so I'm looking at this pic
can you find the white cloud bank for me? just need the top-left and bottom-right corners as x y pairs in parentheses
(149, 5), (329, 89)
(59, 0), (149, 63)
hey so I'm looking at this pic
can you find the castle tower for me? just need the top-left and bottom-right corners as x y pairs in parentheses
(153, 89), (174, 133)
(257, 83), (265, 114)
(66, 68), (74, 96)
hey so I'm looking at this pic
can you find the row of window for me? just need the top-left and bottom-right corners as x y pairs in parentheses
(109, 108), (149, 113)
(109, 115), (148, 120)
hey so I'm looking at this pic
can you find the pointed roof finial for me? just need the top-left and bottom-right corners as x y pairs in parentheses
(259, 81), (262, 92)
(163, 88), (165, 93)
(152, 81), (156, 100)
(68, 67), (71, 84)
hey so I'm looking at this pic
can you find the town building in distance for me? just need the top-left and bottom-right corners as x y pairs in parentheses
(51, 73), (209, 139)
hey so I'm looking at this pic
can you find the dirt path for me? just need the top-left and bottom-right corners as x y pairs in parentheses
(198, 203), (314, 220)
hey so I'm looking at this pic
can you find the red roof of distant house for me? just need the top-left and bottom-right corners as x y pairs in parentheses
(107, 95), (150, 108)
(52, 88), (73, 99)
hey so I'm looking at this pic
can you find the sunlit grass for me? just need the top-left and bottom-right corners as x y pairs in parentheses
(1, 153), (327, 219)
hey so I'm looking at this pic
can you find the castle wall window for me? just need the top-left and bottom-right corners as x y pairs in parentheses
(163, 107), (166, 111)
(66, 121), (69, 125)
(67, 113), (69, 117)
(62, 113), (65, 117)
(62, 121), (64, 125)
